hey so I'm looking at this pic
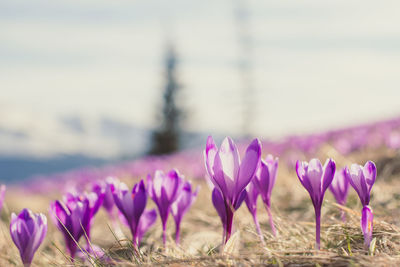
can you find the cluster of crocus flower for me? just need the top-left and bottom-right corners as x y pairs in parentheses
(46, 168), (198, 259)
(148, 169), (199, 246)
(296, 159), (377, 250)
(5, 123), (388, 264)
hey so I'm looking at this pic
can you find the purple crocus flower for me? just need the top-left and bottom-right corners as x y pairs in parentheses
(205, 136), (261, 244)
(171, 181), (199, 244)
(361, 205), (373, 248)
(252, 155), (278, 236)
(148, 169), (183, 246)
(10, 209), (47, 267)
(63, 191), (104, 244)
(112, 180), (148, 248)
(93, 177), (119, 216)
(49, 196), (91, 259)
(329, 168), (350, 221)
(296, 158), (336, 250)
(345, 161), (377, 206)
(244, 182), (264, 244)
(0, 185), (6, 213)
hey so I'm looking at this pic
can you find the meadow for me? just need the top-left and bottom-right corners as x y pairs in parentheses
(2, 118), (400, 267)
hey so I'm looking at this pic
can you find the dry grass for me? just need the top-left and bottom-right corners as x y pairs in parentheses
(2, 147), (400, 266)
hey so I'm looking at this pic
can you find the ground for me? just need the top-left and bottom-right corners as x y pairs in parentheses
(2, 145), (400, 266)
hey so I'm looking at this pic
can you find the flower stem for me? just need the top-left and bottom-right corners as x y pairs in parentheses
(340, 209), (346, 222)
(224, 206), (234, 244)
(162, 222), (167, 247)
(252, 212), (265, 245)
(315, 207), (321, 250)
(265, 204), (277, 237)
(175, 221), (181, 245)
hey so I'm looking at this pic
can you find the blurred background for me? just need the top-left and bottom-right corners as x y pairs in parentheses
(1, 0), (400, 181)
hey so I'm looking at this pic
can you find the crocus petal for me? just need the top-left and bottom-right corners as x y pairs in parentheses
(171, 182), (198, 224)
(234, 189), (247, 210)
(265, 156), (279, 196)
(347, 164), (369, 205)
(245, 182), (259, 214)
(236, 138), (261, 199)
(296, 160), (310, 190)
(132, 181), (147, 227)
(218, 137), (240, 183)
(204, 136), (218, 178)
(137, 209), (157, 244)
(306, 159), (323, 200)
(363, 161), (377, 193)
(212, 153), (232, 199)
(165, 169), (182, 202)
(321, 159), (336, 194)
(211, 188), (226, 228)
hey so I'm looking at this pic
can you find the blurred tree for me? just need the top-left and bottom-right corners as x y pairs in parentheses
(149, 45), (183, 155)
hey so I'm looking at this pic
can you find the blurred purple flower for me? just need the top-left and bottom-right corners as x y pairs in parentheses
(171, 181), (199, 244)
(93, 177), (119, 215)
(361, 205), (374, 248)
(296, 158), (336, 250)
(49, 196), (91, 259)
(252, 155), (278, 236)
(112, 180), (148, 248)
(0, 185), (6, 213)
(329, 168), (349, 221)
(205, 136), (261, 244)
(148, 169), (183, 246)
(244, 182), (264, 244)
(63, 191), (104, 244)
(345, 161), (377, 206)
(10, 209), (47, 267)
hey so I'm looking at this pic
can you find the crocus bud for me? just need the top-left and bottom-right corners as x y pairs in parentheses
(93, 177), (119, 215)
(252, 155), (278, 236)
(171, 181), (199, 244)
(244, 182), (264, 244)
(329, 168), (349, 221)
(148, 169), (183, 246)
(361, 205), (373, 248)
(49, 197), (90, 259)
(112, 180), (148, 248)
(296, 158), (336, 250)
(345, 161), (376, 206)
(205, 136), (261, 244)
(10, 209), (47, 267)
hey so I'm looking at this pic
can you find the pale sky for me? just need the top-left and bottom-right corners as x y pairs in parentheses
(1, 0), (400, 157)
